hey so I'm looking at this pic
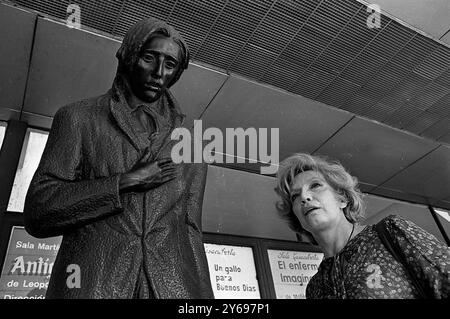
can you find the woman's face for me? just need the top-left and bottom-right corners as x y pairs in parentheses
(290, 170), (347, 233)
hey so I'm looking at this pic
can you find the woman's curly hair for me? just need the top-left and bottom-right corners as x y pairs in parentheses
(275, 153), (365, 235)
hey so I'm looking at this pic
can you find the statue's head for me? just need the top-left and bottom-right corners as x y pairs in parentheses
(116, 18), (190, 103)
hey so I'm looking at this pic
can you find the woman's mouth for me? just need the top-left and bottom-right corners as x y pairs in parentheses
(304, 207), (319, 216)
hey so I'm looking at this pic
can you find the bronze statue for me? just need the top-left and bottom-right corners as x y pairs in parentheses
(24, 18), (214, 299)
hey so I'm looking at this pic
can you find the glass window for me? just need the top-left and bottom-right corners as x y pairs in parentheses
(433, 208), (450, 242)
(204, 243), (261, 299)
(434, 208), (450, 223)
(0, 121), (7, 151)
(7, 129), (49, 212)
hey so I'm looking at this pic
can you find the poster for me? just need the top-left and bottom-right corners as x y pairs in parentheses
(267, 249), (323, 299)
(204, 243), (260, 299)
(0, 226), (62, 299)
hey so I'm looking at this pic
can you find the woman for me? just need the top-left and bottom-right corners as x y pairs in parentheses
(275, 153), (449, 299)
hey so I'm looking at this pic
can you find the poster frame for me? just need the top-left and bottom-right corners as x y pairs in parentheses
(259, 238), (322, 299)
(203, 232), (272, 299)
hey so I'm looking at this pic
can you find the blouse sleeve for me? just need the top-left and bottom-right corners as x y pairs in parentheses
(382, 215), (450, 298)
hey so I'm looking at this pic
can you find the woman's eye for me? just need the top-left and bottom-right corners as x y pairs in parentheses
(311, 182), (321, 189)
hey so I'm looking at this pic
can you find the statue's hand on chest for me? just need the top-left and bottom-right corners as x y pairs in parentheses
(119, 152), (177, 193)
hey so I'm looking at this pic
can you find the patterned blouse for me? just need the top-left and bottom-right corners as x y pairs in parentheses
(306, 215), (450, 298)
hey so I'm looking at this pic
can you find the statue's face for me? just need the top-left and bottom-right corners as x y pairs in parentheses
(129, 36), (181, 103)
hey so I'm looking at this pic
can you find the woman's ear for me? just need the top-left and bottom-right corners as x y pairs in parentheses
(339, 196), (348, 209)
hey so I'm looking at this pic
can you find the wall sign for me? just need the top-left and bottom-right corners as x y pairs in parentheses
(267, 249), (323, 299)
(204, 243), (260, 299)
(0, 226), (62, 299)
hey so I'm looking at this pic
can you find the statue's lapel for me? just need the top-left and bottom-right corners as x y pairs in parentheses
(110, 97), (143, 152)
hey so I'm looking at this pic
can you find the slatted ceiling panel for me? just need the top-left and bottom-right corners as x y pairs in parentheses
(360, 65), (409, 101)
(113, 0), (175, 37)
(167, 22), (205, 55)
(364, 103), (396, 122)
(209, 0), (273, 43)
(229, 44), (277, 80)
(307, 0), (358, 38)
(280, 24), (333, 70)
(427, 93), (450, 116)
(338, 0), (365, 14)
(168, 0), (225, 30)
(76, 0), (122, 34)
(108, 10), (138, 37)
(312, 37), (363, 75)
(384, 104), (425, 129)
(366, 101), (397, 118)
(276, 0), (321, 21)
(168, 0), (224, 56)
(414, 46), (450, 80)
(168, 0), (220, 59)
(290, 67), (335, 99)
(357, 83), (389, 103)
(316, 77), (360, 108)
(337, 7), (384, 49)
(14, 0), (68, 19)
(173, 16), (216, 54)
(352, 85), (383, 102)
(378, 63), (413, 86)
(335, 29), (380, 55)
(405, 71), (433, 89)
(377, 94), (405, 114)
(421, 118), (450, 140)
(374, 101), (399, 114)
(340, 51), (388, 85)
(381, 75), (431, 109)
(404, 111), (444, 135)
(340, 94), (376, 115)
(365, 21), (416, 60)
(436, 68), (450, 88)
(195, 32), (244, 70)
(410, 83), (450, 111)
(260, 58), (307, 91)
(248, 5), (304, 53)
(391, 35), (439, 71)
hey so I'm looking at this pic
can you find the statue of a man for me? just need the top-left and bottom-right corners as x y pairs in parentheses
(24, 18), (214, 299)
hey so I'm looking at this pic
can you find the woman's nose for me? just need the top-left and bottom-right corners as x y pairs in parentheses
(300, 193), (312, 205)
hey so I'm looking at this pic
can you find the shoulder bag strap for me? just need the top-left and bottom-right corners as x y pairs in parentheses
(374, 222), (430, 298)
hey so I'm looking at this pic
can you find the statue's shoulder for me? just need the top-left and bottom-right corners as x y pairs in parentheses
(55, 92), (111, 120)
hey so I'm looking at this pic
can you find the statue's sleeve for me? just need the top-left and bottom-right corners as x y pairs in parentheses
(185, 164), (214, 298)
(23, 105), (123, 238)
